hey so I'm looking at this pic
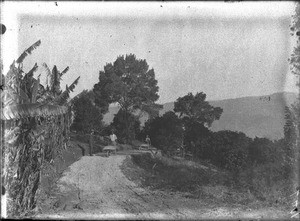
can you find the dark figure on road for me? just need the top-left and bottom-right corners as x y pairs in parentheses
(145, 135), (151, 149)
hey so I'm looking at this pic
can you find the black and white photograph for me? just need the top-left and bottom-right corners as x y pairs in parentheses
(1, 1), (299, 219)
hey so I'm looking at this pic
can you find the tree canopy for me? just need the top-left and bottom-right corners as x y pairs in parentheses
(70, 90), (104, 134)
(93, 54), (160, 111)
(174, 92), (223, 127)
(93, 54), (161, 142)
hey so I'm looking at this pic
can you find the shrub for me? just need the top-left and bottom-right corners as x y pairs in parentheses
(110, 109), (141, 144)
(141, 111), (184, 155)
(195, 130), (251, 173)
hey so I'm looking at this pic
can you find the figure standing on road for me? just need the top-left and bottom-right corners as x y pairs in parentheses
(145, 135), (151, 149)
(110, 132), (117, 146)
(89, 130), (94, 156)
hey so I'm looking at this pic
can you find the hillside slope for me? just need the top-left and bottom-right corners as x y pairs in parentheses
(209, 92), (297, 140)
(103, 92), (298, 140)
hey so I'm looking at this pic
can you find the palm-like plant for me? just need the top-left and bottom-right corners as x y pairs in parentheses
(1, 42), (80, 120)
(1, 40), (80, 217)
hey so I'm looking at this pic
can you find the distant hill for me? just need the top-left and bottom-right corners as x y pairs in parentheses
(103, 92), (298, 140)
(209, 92), (298, 140)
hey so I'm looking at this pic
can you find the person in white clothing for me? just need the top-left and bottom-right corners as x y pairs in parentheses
(110, 132), (117, 146)
(145, 135), (151, 149)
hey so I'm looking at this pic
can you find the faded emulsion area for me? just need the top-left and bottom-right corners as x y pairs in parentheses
(1, 1), (299, 219)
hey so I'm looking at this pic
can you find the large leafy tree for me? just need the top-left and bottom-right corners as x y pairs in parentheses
(174, 92), (223, 127)
(70, 90), (104, 134)
(174, 92), (223, 153)
(93, 54), (161, 143)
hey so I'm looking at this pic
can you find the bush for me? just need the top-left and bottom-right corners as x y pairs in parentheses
(110, 109), (141, 144)
(194, 130), (251, 174)
(141, 111), (184, 155)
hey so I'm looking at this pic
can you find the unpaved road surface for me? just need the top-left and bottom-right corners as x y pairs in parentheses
(37, 155), (288, 220)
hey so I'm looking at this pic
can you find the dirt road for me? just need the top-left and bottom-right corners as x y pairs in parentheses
(37, 155), (288, 220)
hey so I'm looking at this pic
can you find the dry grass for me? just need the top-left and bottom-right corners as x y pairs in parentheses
(122, 153), (227, 193)
(121, 153), (291, 211)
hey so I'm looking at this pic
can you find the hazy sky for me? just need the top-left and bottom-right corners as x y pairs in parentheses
(2, 2), (298, 103)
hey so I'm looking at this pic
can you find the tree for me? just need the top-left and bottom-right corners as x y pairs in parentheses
(183, 120), (211, 156)
(174, 92), (223, 127)
(70, 90), (104, 134)
(110, 109), (141, 143)
(93, 54), (161, 143)
(142, 111), (183, 155)
(173, 92), (223, 155)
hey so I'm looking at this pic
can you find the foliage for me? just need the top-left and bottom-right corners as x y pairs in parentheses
(93, 54), (161, 142)
(183, 120), (211, 155)
(2, 62), (79, 119)
(290, 2), (300, 81)
(174, 92), (223, 127)
(282, 103), (300, 192)
(283, 105), (299, 164)
(16, 40), (41, 64)
(248, 137), (280, 165)
(1, 40), (79, 217)
(142, 111), (184, 155)
(288, 4), (300, 214)
(70, 90), (104, 134)
(110, 109), (140, 144)
(203, 131), (251, 173)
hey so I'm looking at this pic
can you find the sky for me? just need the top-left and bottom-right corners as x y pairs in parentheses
(1, 1), (298, 104)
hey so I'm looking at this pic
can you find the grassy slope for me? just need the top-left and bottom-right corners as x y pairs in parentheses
(121, 153), (285, 209)
(209, 92), (297, 140)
